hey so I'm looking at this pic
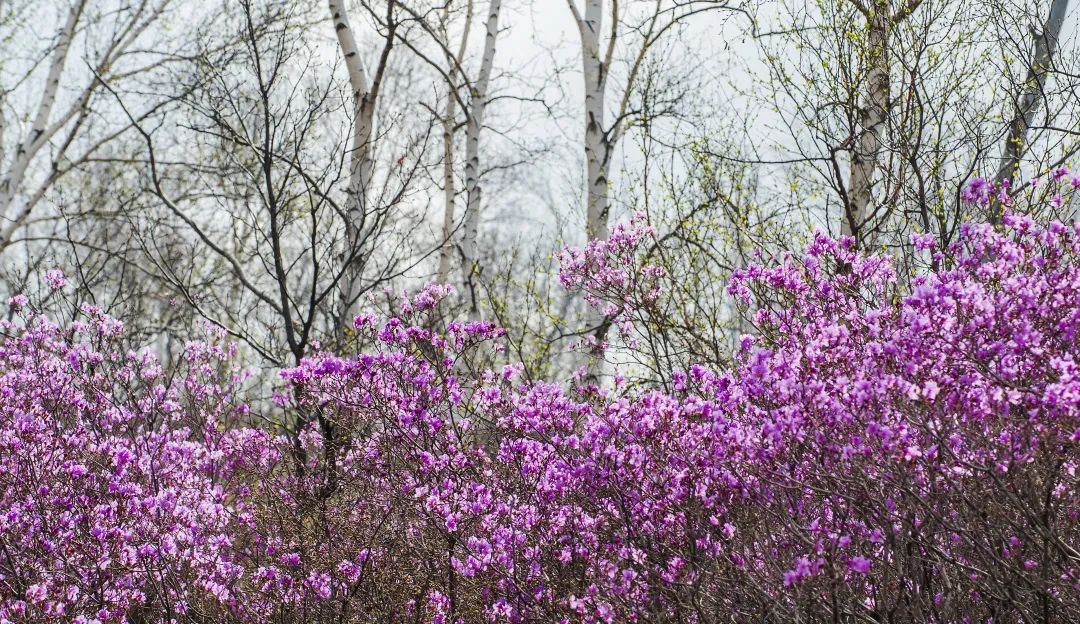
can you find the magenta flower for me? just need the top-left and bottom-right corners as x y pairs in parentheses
(43, 269), (65, 290)
(849, 556), (872, 574)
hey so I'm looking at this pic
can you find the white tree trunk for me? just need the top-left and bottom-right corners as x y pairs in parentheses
(438, 93), (459, 285)
(438, 1), (473, 286)
(461, 0), (501, 274)
(576, 0), (611, 241)
(0, 0), (169, 254)
(844, 1), (889, 247)
(568, 0), (617, 383)
(329, 0), (385, 320)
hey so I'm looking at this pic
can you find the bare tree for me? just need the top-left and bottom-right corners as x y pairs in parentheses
(102, 0), (439, 371)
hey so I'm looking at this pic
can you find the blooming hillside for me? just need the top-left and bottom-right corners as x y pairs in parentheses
(1, 214), (1079, 622)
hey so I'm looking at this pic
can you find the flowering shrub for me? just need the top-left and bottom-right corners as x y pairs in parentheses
(557, 212), (724, 384)
(3, 214), (1080, 621)
(557, 213), (665, 351)
(717, 216), (1080, 620)
(0, 307), (245, 621)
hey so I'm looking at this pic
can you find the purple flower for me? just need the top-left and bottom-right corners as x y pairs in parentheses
(849, 556), (872, 574)
(44, 269), (65, 290)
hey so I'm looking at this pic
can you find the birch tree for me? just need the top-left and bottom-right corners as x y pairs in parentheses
(992, 0), (1071, 222)
(329, 0), (396, 322)
(436, 1), (473, 286)
(564, 0), (720, 379)
(841, 0), (924, 246)
(732, 0), (1080, 262)
(460, 0), (503, 282)
(568, 0), (617, 242)
(566, 0), (717, 242)
(0, 0), (185, 256)
(410, 0), (505, 303)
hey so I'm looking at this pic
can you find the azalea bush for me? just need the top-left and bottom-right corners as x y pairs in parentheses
(0, 303), (245, 621)
(3, 208), (1080, 622)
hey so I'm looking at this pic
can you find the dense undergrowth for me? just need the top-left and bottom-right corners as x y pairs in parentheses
(2, 211), (1080, 622)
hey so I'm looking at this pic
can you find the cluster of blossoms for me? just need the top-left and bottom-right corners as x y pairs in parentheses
(0, 302), (244, 622)
(2, 213), (1080, 621)
(962, 165), (1080, 211)
(557, 213), (665, 354)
